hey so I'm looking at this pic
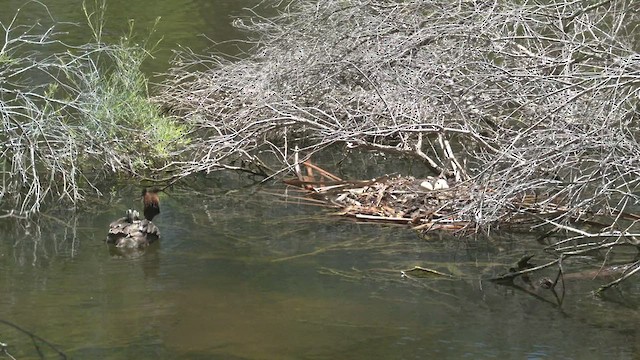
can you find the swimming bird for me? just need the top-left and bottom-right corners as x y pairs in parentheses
(107, 189), (161, 249)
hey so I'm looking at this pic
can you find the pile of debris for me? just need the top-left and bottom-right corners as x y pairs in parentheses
(284, 160), (576, 233)
(283, 161), (538, 232)
(281, 159), (602, 235)
(327, 175), (474, 231)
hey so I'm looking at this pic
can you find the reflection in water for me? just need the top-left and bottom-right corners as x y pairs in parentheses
(0, 0), (266, 76)
(9, 0), (267, 75)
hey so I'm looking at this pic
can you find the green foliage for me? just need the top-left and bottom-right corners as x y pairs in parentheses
(0, 0), (192, 216)
(79, 11), (190, 170)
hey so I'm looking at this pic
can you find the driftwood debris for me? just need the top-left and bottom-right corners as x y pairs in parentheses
(284, 161), (568, 233)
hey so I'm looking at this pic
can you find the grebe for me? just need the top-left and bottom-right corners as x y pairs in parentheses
(107, 189), (161, 249)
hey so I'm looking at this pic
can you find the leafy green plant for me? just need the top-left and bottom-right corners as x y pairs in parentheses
(76, 4), (190, 171)
(0, 0), (191, 216)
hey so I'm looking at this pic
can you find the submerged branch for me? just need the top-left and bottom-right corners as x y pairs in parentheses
(0, 319), (67, 359)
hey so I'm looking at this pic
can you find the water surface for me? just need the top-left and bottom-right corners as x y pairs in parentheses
(2, 180), (640, 359)
(1, 1), (640, 359)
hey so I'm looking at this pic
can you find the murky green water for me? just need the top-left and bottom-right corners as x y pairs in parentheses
(2, 179), (640, 359)
(2, 1), (640, 359)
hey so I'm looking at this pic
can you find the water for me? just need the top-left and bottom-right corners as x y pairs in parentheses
(2, 1), (640, 359)
(2, 180), (640, 359)
(0, 0), (265, 75)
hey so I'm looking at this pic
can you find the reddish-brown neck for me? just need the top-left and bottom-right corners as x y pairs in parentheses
(142, 189), (160, 221)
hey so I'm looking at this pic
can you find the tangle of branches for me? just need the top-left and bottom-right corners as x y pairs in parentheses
(159, 0), (639, 225)
(156, 0), (640, 290)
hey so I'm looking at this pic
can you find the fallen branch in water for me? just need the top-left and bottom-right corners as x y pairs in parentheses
(401, 266), (454, 279)
(489, 257), (561, 284)
(0, 319), (67, 359)
(595, 260), (640, 295)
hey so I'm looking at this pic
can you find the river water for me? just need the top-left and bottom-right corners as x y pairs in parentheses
(1, 1), (640, 359)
